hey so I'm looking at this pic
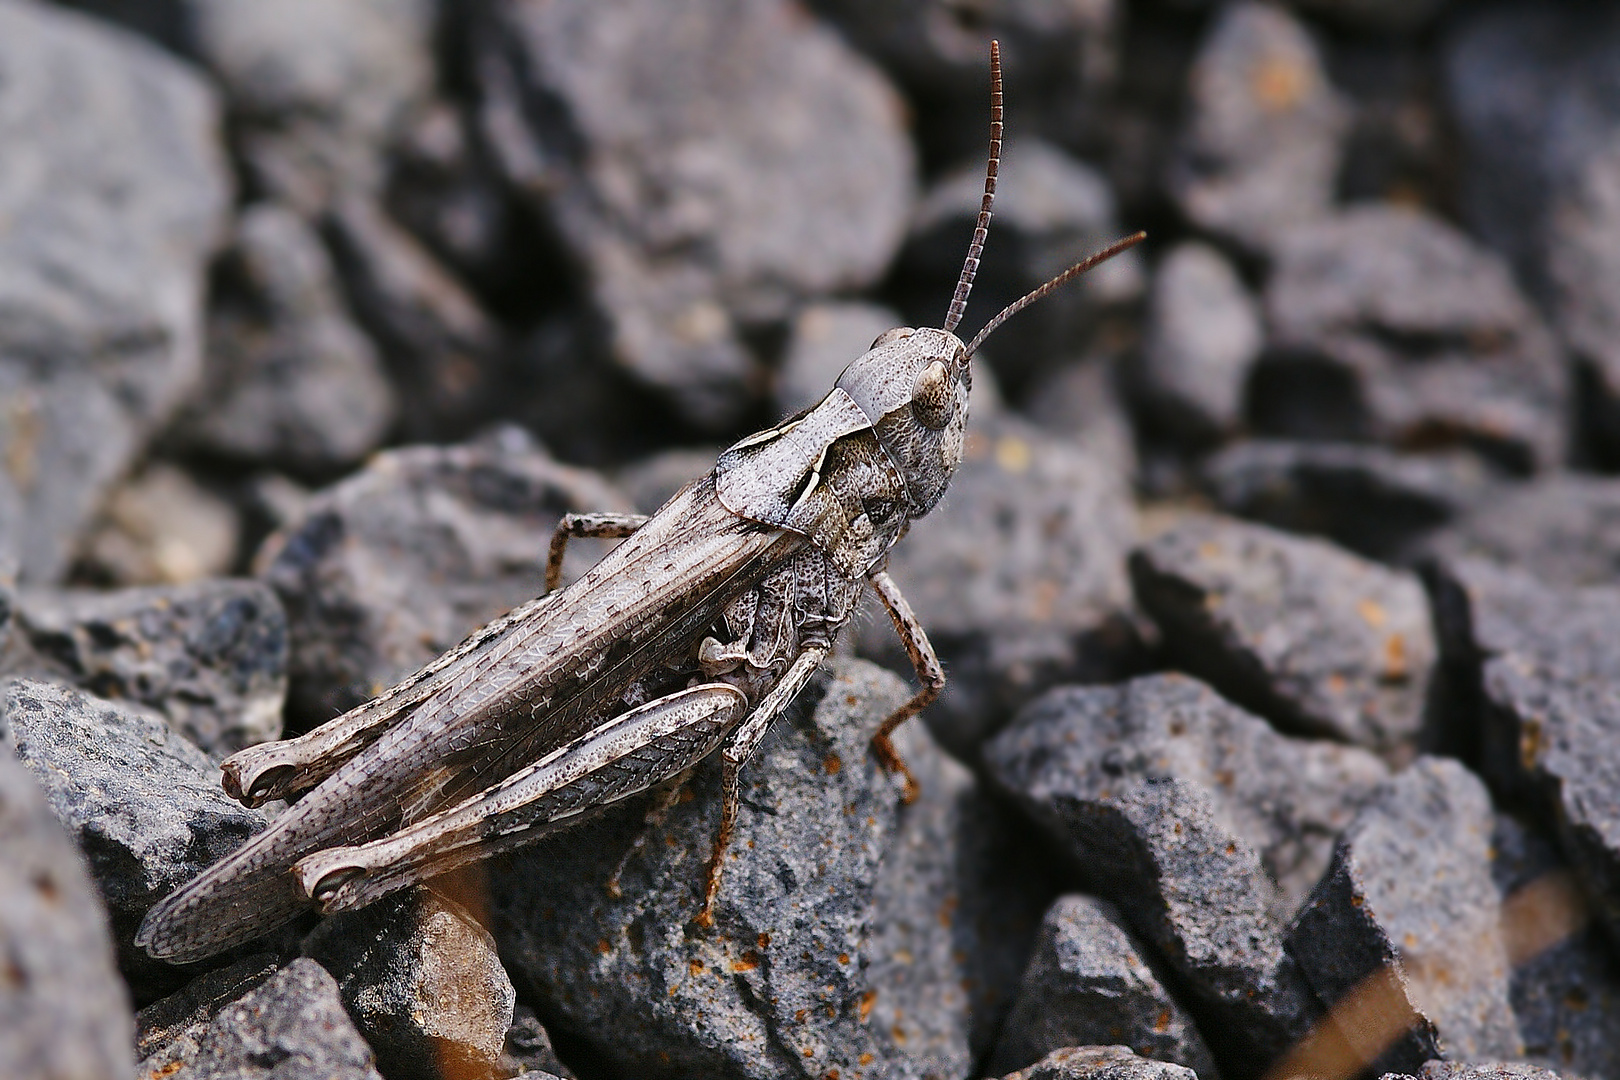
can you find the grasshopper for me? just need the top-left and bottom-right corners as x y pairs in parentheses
(136, 41), (1144, 964)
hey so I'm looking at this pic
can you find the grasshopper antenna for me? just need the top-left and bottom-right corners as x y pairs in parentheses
(942, 39), (1003, 335)
(965, 231), (1147, 358)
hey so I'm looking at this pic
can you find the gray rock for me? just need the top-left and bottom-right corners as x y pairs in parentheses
(1130, 515), (1436, 750)
(189, 0), (437, 211)
(323, 193), (505, 443)
(256, 426), (630, 721)
(1489, 813), (1620, 1078)
(0, 678), (269, 993)
(1283, 0), (1449, 33)
(73, 462), (241, 587)
(135, 953), (282, 1078)
(0, 0), (230, 584)
(176, 203), (397, 472)
(1408, 1064), (1569, 1080)
(495, 658), (1022, 1080)
(901, 139), (1141, 395)
(988, 895), (1218, 1078)
(477, 0), (915, 428)
(856, 415), (1141, 761)
(615, 446), (726, 516)
(1257, 204), (1567, 475)
(498, 1005), (574, 1079)
(1168, 1), (1349, 253)
(1021, 360), (1139, 482)
(777, 301), (902, 417)
(1200, 440), (1490, 562)
(1134, 242), (1261, 446)
(1, 578), (288, 757)
(985, 673), (1393, 1067)
(1428, 557), (1620, 952)
(0, 742), (134, 1080)
(1290, 758), (1522, 1072)
(302, 889), (516, 1080)
(1426, 474), (1620, 589)
(182, 957), (384, 1080)
(1001, 1045), (1201, 1080)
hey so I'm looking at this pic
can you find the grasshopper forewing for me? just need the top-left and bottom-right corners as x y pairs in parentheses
(136, 40), (1145, 964)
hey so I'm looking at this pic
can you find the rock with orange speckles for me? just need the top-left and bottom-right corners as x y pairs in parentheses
(856, 414), (1142, 763)
(988, 894), (1217, 1078)
(1000, 1044), (1201, 1080)
(1289, 757), (1522, 1072)
(985, 673), (1390, 1072)
(1130, 514), (1436, 750)
(1168, 2), (1349, 253)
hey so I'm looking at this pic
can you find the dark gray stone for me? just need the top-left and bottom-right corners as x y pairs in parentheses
(476, 0), (915, 428)
(900, 139), (1141, 395)
(182, 957), (384, 1080)
(777, 301), (902, 417)
(323, 193), (506, 443)
(1289, 757), (1522, 1072)
(988, 894), (1218, 1078)
(498, 1005), (573, 1079)
(73, 462), (242, 587)
(1133, 241), (1260, 447)
(985, 673), (1392, 1068)
(1, 579), (288, 758)
(189, 0), (436, 212)
(1426, 474), (1620, 589)
(495, 658), (1020, 1080)
(1201, 440), (1491, 562)
(0, 742), (134, 1080)
(1489, 813), (1620, 1078)
(0, 0), (230, 585)
(1022, 359), (1138, 481)
(856, 414), (1141, 761)
(0, 677), (269, 993)
(1001, 1045), (1201, 1080)
(615, 447), (726, 517)
(302, 889), (516, 1080)
(135, 953), (282, 1078)
(1283, 0), (1448, 33)
(1168, 1), (1349, 253)
(256, 426), (630, 721)
(1408, 1064), (1569, 1080)
(1131, 515), (1436, 750)
(1256, 205), (1567, 475)
(176, 203), (397, 472)
(1428, 557), (1620, 953)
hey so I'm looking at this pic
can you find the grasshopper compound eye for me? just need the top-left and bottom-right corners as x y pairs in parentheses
(910, 360), (954, 430)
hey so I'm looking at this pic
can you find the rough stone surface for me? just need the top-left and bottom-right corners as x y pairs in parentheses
(1427, 474), (1620, 589)
(857, 415), (1141, 761)
(180, 957), (385, 1080)
(0, 741), (134, 1080)
(1001, 1045), (1201, 1080)
(900, 139), (1141, 395)
(1408, 1064), (1568, 1080)
(1489, 813), (1620, 1078)
(1168, 1), (1349, 253)
(1201, 440), (1490, 562)
(1289, 757), (1522, 1072)
(1428, 557), (1620, 952)
(0, 0), (230, 584)
(498, 1005), (574, 1079)
(1, 579), (288, 757)
(0, 677), (269, 994)
(1022, 360), (1139, 482)
(496, 658), (1031, 1080)
(1133, 241), (1260, 446)
(1256, 205), (1567, 474)
(476, 0), (915, 427)
(988, 894), (1217, 1078)
(256, 426), (630, 721)
(302, 889), (517, 1080)
(189, 0), (437, 211)
(175, 203), (397, 472)
(73, 462), (241, 587)
(985, 673), (1392, 1069)
(1130, 515), (1436, 749)
(777, 301), (902, 417)
(135, 953), (282, 1078)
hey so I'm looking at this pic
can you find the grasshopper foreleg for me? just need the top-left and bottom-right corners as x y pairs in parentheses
(292, 682), (749, 915)
(697, 644), (830, 927)
(545, 512), (650, 593)
(866, 569), (944, 805)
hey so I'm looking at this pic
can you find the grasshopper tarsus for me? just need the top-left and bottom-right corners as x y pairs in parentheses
(545, 511), (650, 594)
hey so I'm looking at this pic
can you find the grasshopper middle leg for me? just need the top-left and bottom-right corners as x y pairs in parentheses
(866, 569), (944, 805)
